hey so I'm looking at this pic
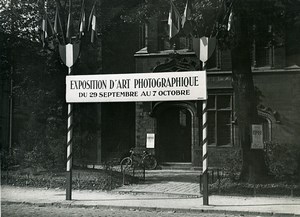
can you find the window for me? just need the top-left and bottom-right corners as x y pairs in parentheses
(158, 20), (172, 50)
(139, 24), (146, 49)
(158, 20), (192, 51)
(258, 115), (272, 142)
(206, 43), (220, 70)
(207, 94), (233, 146)
(261, 118), (271, 142)
(251, 25), (274, 68)
(252, 41), (274, 68)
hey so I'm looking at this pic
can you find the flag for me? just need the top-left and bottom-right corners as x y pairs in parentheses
(88, 2), (97, 43)
(41, 13), (54, 48)
(79, 0), (86, 36)
(66, 0), (74, 41)
(181, 0), (193, 35)
(227, 10), (233, 31)
(168, 1), (181, 41)
(215, 0), (233, 34)
(54, 5), (63, 35)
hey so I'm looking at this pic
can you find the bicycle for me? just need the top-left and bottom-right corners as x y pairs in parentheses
(120, 148), (157, 171)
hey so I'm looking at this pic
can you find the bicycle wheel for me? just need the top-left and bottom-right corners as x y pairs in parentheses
(143, 155), (157, 170)
(120, 157), (132, 171)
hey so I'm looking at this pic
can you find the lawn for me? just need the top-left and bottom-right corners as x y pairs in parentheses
(1, 166), (139, 191)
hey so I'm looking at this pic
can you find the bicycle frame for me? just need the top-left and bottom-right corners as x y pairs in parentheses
(129, 149), (149, 165)
(121, 148), (157, 170)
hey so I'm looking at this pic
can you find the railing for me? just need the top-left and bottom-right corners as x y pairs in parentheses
(199, 168), (228, 193)
(121, 162), (145, 185)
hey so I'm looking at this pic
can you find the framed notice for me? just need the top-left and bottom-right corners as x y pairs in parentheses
(146, 133), (155, 149)
(251, 124), (264, 149)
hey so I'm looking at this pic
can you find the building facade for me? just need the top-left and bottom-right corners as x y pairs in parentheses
(131, 18), (300, 168)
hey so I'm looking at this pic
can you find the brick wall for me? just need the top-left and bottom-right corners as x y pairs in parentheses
(273, 46), (286, 69)
(135, 102), (156, 150)
(220, 49), (232, 70)
(147, 17), (159, 53)
(253, 70), (300, 144)
(134, 47), (300, 167)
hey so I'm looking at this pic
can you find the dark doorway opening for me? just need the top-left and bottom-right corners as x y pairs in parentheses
(157, 107), (192, 163)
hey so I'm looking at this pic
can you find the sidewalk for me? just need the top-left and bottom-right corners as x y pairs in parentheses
(2, 185), (300, 216)
(115, 169), (201, 197)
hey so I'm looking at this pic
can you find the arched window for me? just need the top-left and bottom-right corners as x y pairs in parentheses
(257, 106), (280, 142)
(258, 116), (272, 142)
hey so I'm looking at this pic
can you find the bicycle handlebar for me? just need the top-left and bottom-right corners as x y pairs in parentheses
(129, 149), (149, 155)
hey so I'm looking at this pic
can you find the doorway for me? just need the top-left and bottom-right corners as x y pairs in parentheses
(156, 106), (192, 163)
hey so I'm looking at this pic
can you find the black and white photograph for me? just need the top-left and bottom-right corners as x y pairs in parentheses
(1, 0), (300, 216)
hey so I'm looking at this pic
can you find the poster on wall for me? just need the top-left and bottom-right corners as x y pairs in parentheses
(146, 133), (155, 149)
(251, 124), (264, 149)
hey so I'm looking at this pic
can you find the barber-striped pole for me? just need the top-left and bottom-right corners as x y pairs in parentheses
(202, 62), (209, 205)
(59, 42), (79, 201)
(202, 99), (208, 205)
(66, 67), (73, 200)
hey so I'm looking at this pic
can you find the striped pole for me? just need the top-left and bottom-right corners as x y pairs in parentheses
(202, 62), (209, 205)
(66, 67), (73, 200)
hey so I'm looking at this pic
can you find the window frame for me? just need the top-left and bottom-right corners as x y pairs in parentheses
(207, 92), (233, 147)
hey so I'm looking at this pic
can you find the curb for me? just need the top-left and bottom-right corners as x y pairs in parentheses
(2, 200), (300, 217)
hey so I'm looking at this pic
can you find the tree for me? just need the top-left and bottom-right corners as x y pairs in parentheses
(221, 0), (300, 183)
(0, 0), (142, 166)
(229, 1), (268, 183)
(0, 0), (68, 168)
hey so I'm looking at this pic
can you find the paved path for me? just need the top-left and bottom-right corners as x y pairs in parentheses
(114, 181), (200, 196)
(114, 169), (200, 196)
(2, 185), (300, 216)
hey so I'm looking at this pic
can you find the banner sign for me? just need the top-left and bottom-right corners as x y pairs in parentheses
(251, 124), (264, 149)
(66, 71), (207, 103)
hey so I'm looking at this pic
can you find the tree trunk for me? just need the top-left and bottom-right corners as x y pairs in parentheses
(231, 8), (268, 183)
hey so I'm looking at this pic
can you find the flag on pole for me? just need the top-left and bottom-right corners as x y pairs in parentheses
(53, 4), (66, 45)
(66, 0), (73, 41)
(181, 0), (193, 35)
(41, 13), (54, 48)
(54, 5), (63, 35)
(218, 0), (233, 32)
(88, 2), (97, 43)
(168, 1), (181, 41)
(227, 10), (233, 31)
(79, 0), (86, 37)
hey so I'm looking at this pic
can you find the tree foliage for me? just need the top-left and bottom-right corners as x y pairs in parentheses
(0, 0), (42, 41)
(0, 0), (143, 169)
(1, 0), (67, 169)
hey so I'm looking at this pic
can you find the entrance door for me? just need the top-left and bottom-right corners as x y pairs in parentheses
(157, 107), (192, 162)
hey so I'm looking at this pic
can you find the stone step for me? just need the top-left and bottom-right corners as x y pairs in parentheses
(159, 162), (201, 170)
